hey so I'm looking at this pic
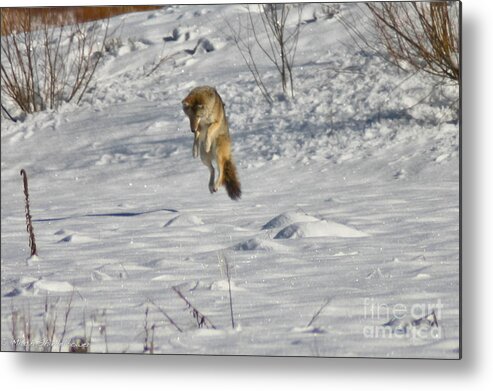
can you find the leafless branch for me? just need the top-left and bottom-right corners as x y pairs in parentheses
(365, 2), (459, 83)
(1, 9), (109, 114)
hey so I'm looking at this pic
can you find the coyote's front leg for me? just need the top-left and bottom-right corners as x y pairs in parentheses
(192, 131), (200, 158)
(205, 122), (220, 153)
(200, 140), (216, 194)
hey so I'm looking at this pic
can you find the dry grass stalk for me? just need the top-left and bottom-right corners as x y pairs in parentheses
(147, 297), (183, 333)
(172, 286), (216, 329)
(143, 306), (151, 353)
(10, 301), (34, 351)
(150, 324), (155, 354)
(306, 298), (331, 328)
(20, 169), (37, 257)
(42, 295), (58, 352)
(218, 253), (236, 329)
(58, 289), (75, 352)
(10, 304), (19, 351)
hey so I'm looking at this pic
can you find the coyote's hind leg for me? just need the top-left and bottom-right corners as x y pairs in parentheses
(208, 164), (216, 193)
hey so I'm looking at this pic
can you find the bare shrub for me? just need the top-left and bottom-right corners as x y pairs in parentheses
(367, 2), (459, 82)
(227, 4), (303, 103)
(1, 9), (109, 114)
(341, 3), (459, 84)
(226, 16), (273, 105)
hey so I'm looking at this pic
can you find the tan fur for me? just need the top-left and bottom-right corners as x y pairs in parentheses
(182, 86), (241, 200)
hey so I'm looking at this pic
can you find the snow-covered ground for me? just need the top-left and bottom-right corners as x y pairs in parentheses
(1, 4), (459, 358)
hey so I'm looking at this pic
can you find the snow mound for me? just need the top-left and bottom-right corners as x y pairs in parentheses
(262, 212), (319, 230)
(209, 279), (245, 291)
(34, 279), (74, 293)
(233, 238), (286, 252)
(4, 277), (74, 296)
(151, 274), (175, 282)
(366, 268), (390, 280)
(164, 213), (204, 227)
(274, 220), (369, 239)
(91, 270), (114, 281)
(291, 326), (327, 334)
(26, 254), (42, 265)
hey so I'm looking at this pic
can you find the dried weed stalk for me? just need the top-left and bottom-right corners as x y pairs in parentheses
(172, 286), (216, 329)
(20, 169), (37, 257)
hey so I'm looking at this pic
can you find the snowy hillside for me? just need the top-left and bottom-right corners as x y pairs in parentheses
(1, 4), (459, 358)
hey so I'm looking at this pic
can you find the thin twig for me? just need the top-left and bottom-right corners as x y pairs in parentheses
(147, 296), (183, 333)
(143, 306), (150, 353)
(1, 103), (17, 122)
(150, 324), (155, 354)
(219, 254), (236, 330)
(172, 286), (216, 329)
(145, 49), (177, 77)
(58, 289), (75, 352)
(306, 298), (331, 328)
(11, 301), (18, 351)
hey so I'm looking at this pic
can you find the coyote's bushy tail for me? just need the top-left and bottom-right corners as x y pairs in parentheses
(223, 159), (241, 200)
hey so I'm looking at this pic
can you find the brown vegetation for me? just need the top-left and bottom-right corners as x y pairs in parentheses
(367, 2), (460, 83)
(1, 7), (116, 113)
(20, 169), (37, 257)
(1, 6), (162, 36)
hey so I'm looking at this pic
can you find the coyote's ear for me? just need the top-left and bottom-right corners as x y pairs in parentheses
(182, 94), (194, 107)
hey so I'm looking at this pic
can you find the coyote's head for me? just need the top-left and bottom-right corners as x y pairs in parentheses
(182, 86), (217, 133)
(182, 97), (208, 133)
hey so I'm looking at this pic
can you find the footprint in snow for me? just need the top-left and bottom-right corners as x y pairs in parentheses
(394, 169), (407, 179)
(163, 27), (193, 42)
(184, 38), (215, 55)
